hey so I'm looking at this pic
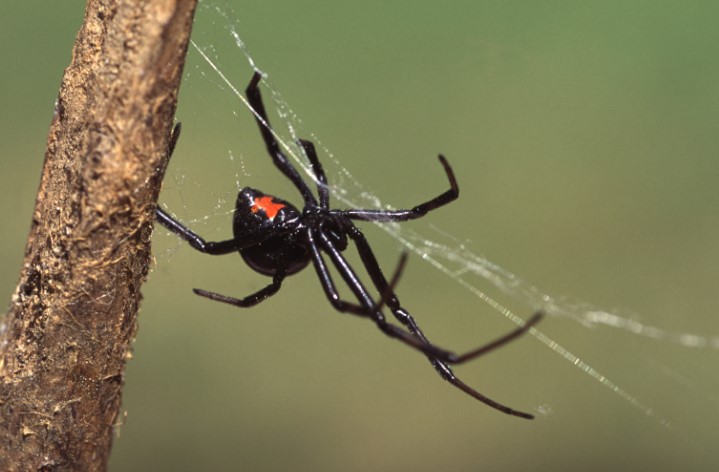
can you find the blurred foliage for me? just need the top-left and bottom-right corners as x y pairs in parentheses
(1, 1), (718, 471)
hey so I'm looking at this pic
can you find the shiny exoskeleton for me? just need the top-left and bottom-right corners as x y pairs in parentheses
(233, 188), (312, 276)
(156, 71), (541, 419)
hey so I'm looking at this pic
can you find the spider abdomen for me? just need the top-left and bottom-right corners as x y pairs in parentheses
(240, 236), (311, 276)
(234, 187), (308, 276)
(234, 188), (300, 232)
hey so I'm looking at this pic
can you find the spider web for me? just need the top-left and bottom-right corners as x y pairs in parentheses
(158, 0), (719, 438)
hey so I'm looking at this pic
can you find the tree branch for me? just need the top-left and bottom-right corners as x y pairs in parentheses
(0, 0), (197, 469)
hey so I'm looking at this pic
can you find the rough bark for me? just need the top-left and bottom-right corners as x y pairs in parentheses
(0, 0), (197, 470)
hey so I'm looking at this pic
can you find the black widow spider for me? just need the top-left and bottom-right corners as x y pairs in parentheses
(156, 71), (542, 419)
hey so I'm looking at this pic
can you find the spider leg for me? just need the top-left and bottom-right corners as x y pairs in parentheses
(245, 72), (317, 206)
(309, 238), (450, 356)
(306, 229), (384, 316)
(168, 122), (182, 158)
(156, 208), (266, 255)
(309, 230), (535, 418)
(311, 229), (487, 359)
(345, 224), (541, 418)
(346, 226), (434, 343)
(193, 265), (288, 308)
(308, 228), (454, 348)
(156, 124), (250, 255)
(431, 361), (537, 419)
(341, 154), (459, 222)
(363, 252), (532, 408)
(347, 224), (542, 360)
(157, 122), (182, 177)
(369, 251), (408, 314)
(298, 139), (329, 209)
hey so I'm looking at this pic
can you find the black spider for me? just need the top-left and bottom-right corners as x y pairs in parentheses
(156, 71), (542, 419)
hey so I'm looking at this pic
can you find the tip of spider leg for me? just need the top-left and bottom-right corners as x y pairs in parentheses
(298, 138), (313, 150)
(192, 288), (212, 298)
(515, 411), (535, 420)
(166, 123), (182, 157)
(436, 154), (459, 195)
(526, 311), (544, 328)
(248, 70), (263, 89)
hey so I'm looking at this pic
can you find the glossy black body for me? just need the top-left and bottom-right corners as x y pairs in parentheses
(233, 187), (310, 276)
(155, 72), (541, 419)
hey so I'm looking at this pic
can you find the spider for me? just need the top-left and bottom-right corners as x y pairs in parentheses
(156, 71), (542, 419)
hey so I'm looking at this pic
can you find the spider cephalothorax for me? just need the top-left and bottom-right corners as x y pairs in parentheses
(156, 71), (541, 419)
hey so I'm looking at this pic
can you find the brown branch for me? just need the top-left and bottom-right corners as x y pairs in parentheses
(0, 0), (197, 470)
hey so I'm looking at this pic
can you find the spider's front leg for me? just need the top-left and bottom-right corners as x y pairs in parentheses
(245, 72), (317, 206)
(156, 123), (270, 255)
(341, 154), (459, 222)
(156, 208), (287, 306)
(156, 208), (260, 255)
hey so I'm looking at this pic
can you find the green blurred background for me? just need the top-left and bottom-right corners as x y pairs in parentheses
(2, 1), (718, 470)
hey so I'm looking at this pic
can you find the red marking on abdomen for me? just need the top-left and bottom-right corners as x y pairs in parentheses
(251, 196), (285, 220)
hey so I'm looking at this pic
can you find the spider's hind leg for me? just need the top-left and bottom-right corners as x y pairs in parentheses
(345, 223), (541, 418)
(193, 265), (288, 308)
